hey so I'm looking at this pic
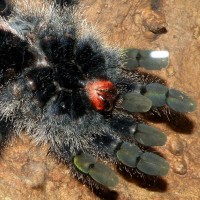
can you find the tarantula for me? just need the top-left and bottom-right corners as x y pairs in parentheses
(0, 0), (196, 192)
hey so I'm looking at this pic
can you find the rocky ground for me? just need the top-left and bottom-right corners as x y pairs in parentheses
(0, 0), (200, 199)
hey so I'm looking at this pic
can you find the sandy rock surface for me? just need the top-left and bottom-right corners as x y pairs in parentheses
(0, 0), (200, 199)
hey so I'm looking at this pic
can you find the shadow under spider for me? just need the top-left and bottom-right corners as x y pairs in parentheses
(144, 108), (194, 134)
(116, 164), (168, 193)
(131, 70), (195, 134)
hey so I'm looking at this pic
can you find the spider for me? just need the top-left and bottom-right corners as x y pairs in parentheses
(0, 0), (196, 194)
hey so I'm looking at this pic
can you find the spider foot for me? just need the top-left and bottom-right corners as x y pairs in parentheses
(130, 123), (167, 147)
(74, 152), (119, 188)
(122, 83), (196, 113)
(116, 142), (169, 176)
(123, 49), (169, 70)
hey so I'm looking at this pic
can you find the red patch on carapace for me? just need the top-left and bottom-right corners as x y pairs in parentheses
(85, 80), (118, 111)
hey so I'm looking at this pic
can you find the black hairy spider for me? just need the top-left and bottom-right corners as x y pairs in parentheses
(0, 0), (196, 194)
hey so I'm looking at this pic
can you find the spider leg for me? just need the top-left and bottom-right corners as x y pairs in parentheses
(42, 112), (121, 188)
(71, 113), (169, 187)
(123, 48), (169, 70)
(109, 115), (169, 176)
(74, 152), (119, 188)
(0, 22), (35, 85)
(72, 122), (169, 188)
(120, 49), (196, 113)
(110, 115), (166, 147)
(116, 141), (169, 176)
(120, 81), (196, 113)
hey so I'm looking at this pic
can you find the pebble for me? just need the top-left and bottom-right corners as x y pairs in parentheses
(168, 136), (185, 156)
(21, 161), (48, 188)
(173, 158), (187, 175)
